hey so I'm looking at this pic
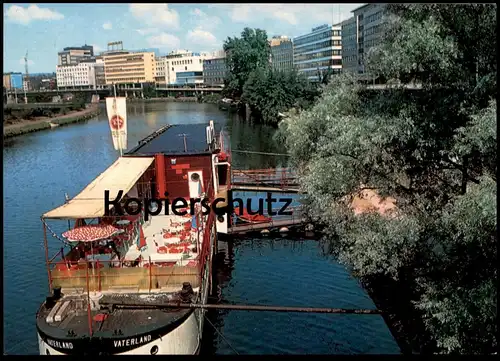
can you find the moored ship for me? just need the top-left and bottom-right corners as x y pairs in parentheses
(36, 120), (232, 355)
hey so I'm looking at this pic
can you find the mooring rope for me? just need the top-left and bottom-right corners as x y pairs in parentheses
(203, 314), (240, 355)
(40, 217), (71, 245)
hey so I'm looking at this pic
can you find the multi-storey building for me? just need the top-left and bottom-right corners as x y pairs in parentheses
(176, 71), (204, 85)
(293, 24), (342, 82)
(203, 56), (227, 86)
(56, 63), (96, 88)
(94, 58), (106, 88)
(162, 50), (218, 85)
(343, 4), (387, 77)
(103, 51), (156, 85)
(341, 17), (358, 74)
(270, 36), (294, 72)
(58, 45), (94, 66)
(155, 56), (168, 85)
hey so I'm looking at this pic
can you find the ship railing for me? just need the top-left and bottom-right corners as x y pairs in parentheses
(49, 257), (201, 294)
(232, 168), (298, 189)
(46, 181), (216, 294)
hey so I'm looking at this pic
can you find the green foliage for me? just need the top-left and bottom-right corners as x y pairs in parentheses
(280, 4), (497, 354)
(202, 93), (222, 104)
(223, 28), (271, 99)
(242, 68), (319, 125)
(143, 83), (156, 99)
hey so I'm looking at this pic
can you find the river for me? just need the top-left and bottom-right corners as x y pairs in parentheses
(3, 102), (400, 355)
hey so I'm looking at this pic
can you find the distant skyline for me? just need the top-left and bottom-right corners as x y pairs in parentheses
(3, 3), (361, 73)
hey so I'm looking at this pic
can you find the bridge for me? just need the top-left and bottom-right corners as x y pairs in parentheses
(5, 86), (222, 96)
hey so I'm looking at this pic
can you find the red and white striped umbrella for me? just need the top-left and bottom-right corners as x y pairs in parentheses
(62, 224), (120, 242)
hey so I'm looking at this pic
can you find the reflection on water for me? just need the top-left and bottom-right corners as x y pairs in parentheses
(201, 238), (400, 355)
(3, 102), (398, 355)
(225, 116), (290, 170)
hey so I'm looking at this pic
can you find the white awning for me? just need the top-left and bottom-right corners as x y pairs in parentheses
(43, 156), (154, 219)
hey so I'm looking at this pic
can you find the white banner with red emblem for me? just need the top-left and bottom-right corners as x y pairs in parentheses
(105, 97), (128, 151)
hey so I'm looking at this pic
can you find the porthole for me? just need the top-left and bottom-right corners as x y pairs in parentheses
(190, 173), (200, 182)
(217, 215), (224, 223)
(46, 349), (51, 355)
(149, 200), (160, 213)
(150, 345), (159, 355)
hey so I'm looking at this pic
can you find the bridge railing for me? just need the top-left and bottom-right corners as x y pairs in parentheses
(232, 168), (298, 189)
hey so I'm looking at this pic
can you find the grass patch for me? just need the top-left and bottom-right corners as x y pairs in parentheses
(4, 121), (52, 137)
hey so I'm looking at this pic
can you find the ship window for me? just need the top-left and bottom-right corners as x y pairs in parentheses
(150, 345), (159, 355)
(191, 173), (200, 182)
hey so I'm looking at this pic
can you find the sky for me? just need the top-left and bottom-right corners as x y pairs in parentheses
(3, 3), (362, 74)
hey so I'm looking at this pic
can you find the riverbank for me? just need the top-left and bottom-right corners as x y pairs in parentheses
(4, 104), (101, 138)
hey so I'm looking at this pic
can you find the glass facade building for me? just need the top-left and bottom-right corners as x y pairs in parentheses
(270, 36), (294, 72)
(293, 24), (342, 82)
(342, 4), (387, 78)
(175, 71), (203, 85)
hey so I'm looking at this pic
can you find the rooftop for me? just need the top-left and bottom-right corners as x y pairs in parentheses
(126, 123), (220, 156)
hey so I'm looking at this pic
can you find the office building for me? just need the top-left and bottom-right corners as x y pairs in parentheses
(293, 24), (342, 82)
(162, 50), (218, 85)
(155, 56), (168, 85)
(103, 51), (156, 85)
(3, 72), (23, 90)
(56, 62), (96, 88)
(341, 16), (358, 74)
(270, 36), (294, 72)
(94, 58), (106, 88)
(58, 45), (94, 66)
(203, 56), (227, 86)
(343, 4), (387, 77)
(176, 71), (204, 85)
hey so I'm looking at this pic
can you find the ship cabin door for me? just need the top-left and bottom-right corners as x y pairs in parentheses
(188, 171), (204, 198)
(217, 163), (229, 188)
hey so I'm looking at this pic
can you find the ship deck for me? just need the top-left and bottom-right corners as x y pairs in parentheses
(36, 291), (196, 340)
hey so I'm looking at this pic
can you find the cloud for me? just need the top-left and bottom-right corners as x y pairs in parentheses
(102, 22), (112, 30)
(186, 28), (218, 47)
(222, 4), (359, 26)
(129, 4), (179, 30)
(5, 4), (64, 25)
(91, 44), (104, 53)
(19, 57), (35, 66)
(136, 28), (159, 35)
(147, 33), (181, 50)
(189, 8), (221, 31)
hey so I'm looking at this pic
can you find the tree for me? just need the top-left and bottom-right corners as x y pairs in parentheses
(242, 68), (319, 125)
(279, 4), (496, 354)
(223, 28), (271, 99)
